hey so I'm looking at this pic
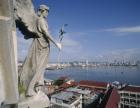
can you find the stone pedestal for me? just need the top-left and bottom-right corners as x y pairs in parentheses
(18, 91), (50, 108)
(0, 0), (19, 106)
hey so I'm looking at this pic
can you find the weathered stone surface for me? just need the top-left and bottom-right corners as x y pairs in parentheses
(18, 91), (50, 108)
(0, 0), (18, 105)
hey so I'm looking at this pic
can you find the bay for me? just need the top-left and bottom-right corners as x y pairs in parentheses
(44, 66), (140, 86)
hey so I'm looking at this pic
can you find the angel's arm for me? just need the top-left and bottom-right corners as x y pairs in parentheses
(40, 19), (61, 50)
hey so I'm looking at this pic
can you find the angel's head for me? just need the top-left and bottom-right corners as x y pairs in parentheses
(38, 5), (49, 17)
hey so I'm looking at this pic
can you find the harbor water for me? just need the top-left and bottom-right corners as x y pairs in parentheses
(44, 66), (140, 86)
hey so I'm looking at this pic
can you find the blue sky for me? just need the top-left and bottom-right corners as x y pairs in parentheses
(17, 0), (140, 62)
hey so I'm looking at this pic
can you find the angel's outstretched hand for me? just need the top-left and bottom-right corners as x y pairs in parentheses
(56, 42), (62, 50)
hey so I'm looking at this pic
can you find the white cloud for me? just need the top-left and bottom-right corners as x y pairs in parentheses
(62, 36), (82, 55)
(59, 32), (83, 54)
(65, 32), (88, 38)
(63, 37), (80, 47)
(102, 26), (140, 33)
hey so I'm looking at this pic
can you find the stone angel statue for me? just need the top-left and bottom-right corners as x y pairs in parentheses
(15, 0), (61, 97)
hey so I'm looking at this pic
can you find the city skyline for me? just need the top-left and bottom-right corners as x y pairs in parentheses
(17, 0), (140, 62)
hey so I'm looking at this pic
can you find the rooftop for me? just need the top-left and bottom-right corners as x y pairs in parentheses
(51, 91), (81, 104)
(59, 81), (78, 89)
(66, 87), (91, 95)
(100, 88), (120, 108)
(79, 80), (108, 89)
(105, 88), (120, 108)
(121, 85), (140, 93)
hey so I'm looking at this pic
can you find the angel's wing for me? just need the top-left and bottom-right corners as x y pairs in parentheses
(15, 0), (39, 39)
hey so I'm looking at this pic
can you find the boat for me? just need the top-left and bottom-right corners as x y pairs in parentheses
(46, 65), (64, 70)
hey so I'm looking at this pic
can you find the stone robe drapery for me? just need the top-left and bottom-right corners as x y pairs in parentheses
(19, 17), (50, 96)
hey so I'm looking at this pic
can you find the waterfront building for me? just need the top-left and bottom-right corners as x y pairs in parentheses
(59, 81), (78, 90)
(79, 80), (108, 90)
(66, 87), (100, 107)
(50, 91), (82, 108)
(44, 78), (54, 85)
(67, 87), (92, 103)
(47, 78), (140, 108)
(118, 85), (140, 108)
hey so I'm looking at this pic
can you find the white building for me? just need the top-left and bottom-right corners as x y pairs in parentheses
(50, 91), (82, 108)
(66, 87), (98, 106)
(119, 85), (140, 108)
(66, 87), (91, 100)
(44, 78), (54, 85)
